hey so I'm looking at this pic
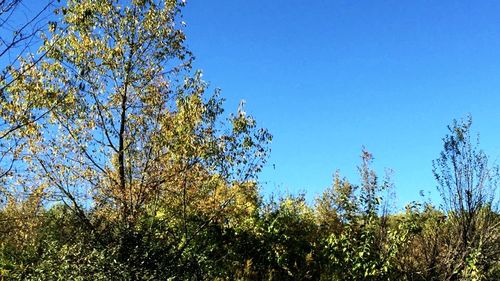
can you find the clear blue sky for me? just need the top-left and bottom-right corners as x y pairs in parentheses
(182, 0), (500, 207)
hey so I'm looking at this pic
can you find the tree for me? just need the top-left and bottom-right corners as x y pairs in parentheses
(319, 149), (413, 280)
(3, 0), (271, 277)
(433, 116), (500, 280)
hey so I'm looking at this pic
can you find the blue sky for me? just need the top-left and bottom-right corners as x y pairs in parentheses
(183, 0), (500, 207)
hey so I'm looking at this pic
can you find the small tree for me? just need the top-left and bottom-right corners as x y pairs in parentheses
(433, 116), (500, 279)
(321, 149), (412, 280)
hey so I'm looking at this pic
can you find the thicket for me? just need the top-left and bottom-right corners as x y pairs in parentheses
(0, 1), (499, 280)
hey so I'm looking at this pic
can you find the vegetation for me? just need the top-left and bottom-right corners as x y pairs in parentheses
(0, 0), (499, 280)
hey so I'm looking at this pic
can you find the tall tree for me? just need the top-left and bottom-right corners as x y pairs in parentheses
(7, 0), (271, 231)
(1, 1), (272, 278)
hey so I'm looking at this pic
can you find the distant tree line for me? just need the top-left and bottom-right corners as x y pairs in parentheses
(0, 0), (498, 280)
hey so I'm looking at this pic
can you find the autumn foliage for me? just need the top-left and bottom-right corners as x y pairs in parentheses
(0, 1), (499, 280)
